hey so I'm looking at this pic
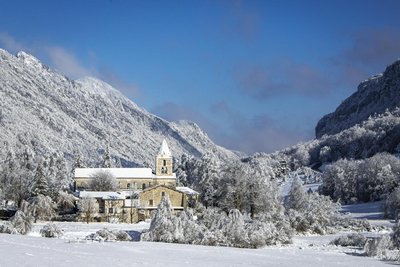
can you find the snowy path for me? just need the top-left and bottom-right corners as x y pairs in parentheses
(0, 233), (391, 267)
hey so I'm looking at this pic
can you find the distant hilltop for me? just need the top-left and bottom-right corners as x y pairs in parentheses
(316, 59), (400, 138)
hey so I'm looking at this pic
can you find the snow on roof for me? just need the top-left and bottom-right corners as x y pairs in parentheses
(79, 191), (125, 200)
(75, 168), (154, 178)
(158, 139), (172, 157)
(176, 187), (199, 195)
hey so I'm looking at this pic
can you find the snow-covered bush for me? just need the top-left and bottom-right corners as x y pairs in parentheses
(85, 228), (132, 242)
(286, 179), (341, 234)
(385, 187), (400, 220)
(7, 210), (34, 235)
(113, 230), (132, 241)
(143, 198), (292, 248)
(221, 209), (248, 248)
(40, 223), (63, 238)
(330, 215), (372, 232)
(330, 233), (367, 247)
(391, 222), (400, 249)
(364, 235), (394, 259)
(0, 222), (16, 234)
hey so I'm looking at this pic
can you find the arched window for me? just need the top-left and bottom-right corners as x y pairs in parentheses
(127, 183), (131, 189)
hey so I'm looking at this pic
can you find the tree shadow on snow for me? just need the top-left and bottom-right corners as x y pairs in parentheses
(126, 230), (142, 241)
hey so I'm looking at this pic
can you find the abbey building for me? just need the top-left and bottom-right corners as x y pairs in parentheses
(73, 139), (198, 223)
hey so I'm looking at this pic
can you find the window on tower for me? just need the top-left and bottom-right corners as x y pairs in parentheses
(161, 166), (168, 174)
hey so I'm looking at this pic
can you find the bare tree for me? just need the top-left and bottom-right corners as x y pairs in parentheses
(78, 197), (99, 224)
(89, 170), (117, 191)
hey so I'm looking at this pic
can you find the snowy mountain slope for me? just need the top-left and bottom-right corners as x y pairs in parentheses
(0, 48), (238, 167)
(316, 59), (400, 138)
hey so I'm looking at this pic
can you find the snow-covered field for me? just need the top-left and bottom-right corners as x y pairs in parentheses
(0, 201), (395, 267)
(0, 231), (389, 267)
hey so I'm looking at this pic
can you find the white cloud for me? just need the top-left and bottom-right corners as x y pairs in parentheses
(44, 46), (95, 79)
(0, 32), (26, 53)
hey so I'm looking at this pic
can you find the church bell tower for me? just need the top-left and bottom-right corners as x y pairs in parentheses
(156, 139), (173, 176)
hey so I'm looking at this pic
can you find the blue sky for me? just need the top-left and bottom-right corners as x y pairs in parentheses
(1, 0), (400, 154)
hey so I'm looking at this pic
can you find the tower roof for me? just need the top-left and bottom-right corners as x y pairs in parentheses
(158, 139), (172, 157)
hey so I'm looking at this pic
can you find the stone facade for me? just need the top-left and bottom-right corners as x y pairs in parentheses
(139, 185), (185, 209)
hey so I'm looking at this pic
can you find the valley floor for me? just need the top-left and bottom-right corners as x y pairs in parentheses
(0, 201), (397, 267)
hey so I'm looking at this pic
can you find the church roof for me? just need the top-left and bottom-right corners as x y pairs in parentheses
(79, 191), (125, 200)
(75, 168), (154, 179)
(158, 139), (172, 157)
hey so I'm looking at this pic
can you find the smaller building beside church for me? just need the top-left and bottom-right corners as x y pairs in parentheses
(74, 139), (198, 223)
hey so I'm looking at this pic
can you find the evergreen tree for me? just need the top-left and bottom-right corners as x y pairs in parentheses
(32, 160), (49, 197)
(0, 149), (18, 202)
(196, 153), (220, 208)
(11, 147), (36, 207)
(102, 143), (112, 168)
(141, 195), (178, 242)
(285, 176), (307, 212)
(114, 156), (122, 168)
(54, 155), (72, 192)
(73, 149), (86, 168)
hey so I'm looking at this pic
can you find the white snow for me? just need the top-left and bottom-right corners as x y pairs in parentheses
(75, 168), (154, 179)
(340, 201), (394, 228)
(0, 200), (396, 267)
(0, 231), (389, 267)
(158, 139), (172, 157)
(175, 187), (199, 195)
(79, 191), (125, 200)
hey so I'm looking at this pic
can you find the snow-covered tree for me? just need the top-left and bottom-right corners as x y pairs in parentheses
(196, 153), (221, 208)
(73, 149), (86, 168)
(285, 177), (308, 212)
(32, 159), (49, 197)
(78, 197), (99, 224)
(102, 143), (112, 168)
(222, 209), (248, 247)
(141, 195), (178, 242)
(89, 170), (117, 191)
(28, 194), (56, 222)
(57, 191), (76, 213)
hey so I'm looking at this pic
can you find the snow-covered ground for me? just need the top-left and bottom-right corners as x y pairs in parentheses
(28, 221), (150, 241)
(341, 200), (395, 228)
(0, 201), (395, 267)
(0, 232), (389, 267)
